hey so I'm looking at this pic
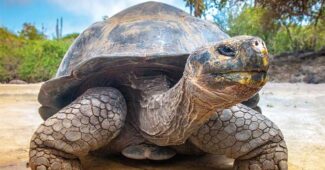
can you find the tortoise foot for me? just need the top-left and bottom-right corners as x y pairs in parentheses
(190, 104), (288, 170)
(29, 87), (127, 170)
(122, 144), (176, 160)
(29, 148), (81, 170)
(234, 140), (288, 170)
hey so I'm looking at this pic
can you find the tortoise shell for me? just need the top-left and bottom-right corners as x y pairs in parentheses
(38, 1), (229, 120)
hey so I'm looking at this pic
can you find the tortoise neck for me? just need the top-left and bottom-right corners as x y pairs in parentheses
(139, 77), (225, 146)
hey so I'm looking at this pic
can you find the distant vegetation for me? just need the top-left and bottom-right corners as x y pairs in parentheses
(0, 25), (78, 82)
(0, 0), (324, 83)
(227, 7), (325, 53)
(185, 0), (325, 53)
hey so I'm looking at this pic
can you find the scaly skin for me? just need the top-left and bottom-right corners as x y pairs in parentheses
(190, 104), (288, 170)
(29, 87), (127, 170)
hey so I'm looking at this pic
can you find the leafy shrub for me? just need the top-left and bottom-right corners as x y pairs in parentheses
(17, 40), (70, 82)
(0, 27), (73, 82)
(228, 7), (279, 53)
(0, 28), (25, 82)
(227, 7), (325, 54)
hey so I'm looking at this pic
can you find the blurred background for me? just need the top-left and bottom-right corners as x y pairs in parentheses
(0, 1), (325, 170)
(1, 0), (324, 83)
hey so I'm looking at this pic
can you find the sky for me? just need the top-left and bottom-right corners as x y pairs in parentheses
(0, 0), (188, 38)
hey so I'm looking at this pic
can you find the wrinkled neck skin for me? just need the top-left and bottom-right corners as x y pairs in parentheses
(139, 76), (239, 146)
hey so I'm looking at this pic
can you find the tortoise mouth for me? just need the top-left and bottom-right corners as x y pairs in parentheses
(211, 70), (266, 75)
(210, 70), (268, 87)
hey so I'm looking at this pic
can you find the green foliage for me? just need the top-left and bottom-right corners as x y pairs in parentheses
(17, 40), (70, 82)
(0, 26), (73, 82)
(187, 0), (324, 25)
(227, 7), (325, 54)
(272, 22), (325, 53)
(0, 28), (25, 81)
(184, 0), (325, 54)
(61, 33), (79, 40)
(228, 8), (278, 46)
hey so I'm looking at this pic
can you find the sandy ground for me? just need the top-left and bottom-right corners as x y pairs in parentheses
(0, 83), (324, 170)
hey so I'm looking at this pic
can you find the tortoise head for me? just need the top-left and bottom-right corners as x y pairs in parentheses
(184, 36), (269, 104)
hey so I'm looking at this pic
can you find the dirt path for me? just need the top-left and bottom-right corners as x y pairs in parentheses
(259, 83), (325, 170)
(0, 83), (324, 170)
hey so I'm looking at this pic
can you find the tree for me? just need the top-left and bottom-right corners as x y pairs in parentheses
(253, 0), (325, 49)
(184, 0), (205, 17)
(227, 7), (279, 52)
(254, 0), (324, 25)
(184, 0), (324, 27)
(19, 23), (45, 40)
(184, 0), (325, 52)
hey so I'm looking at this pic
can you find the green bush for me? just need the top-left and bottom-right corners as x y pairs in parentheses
(227, 7), (325, 54)
(17, 40), (70, 82)
(228, 8), (279, 53)
(0, 27), (73, 82)
(0, 28), (25, 82)
(272, 23), (325, 53)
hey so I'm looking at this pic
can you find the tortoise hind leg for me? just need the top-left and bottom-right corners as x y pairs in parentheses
(189, 104), (288, 170)
(122, 144), (176, 160)
(29, 87), (127, 170)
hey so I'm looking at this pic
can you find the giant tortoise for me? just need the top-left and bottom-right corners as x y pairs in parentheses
(29, 2), (287, 170)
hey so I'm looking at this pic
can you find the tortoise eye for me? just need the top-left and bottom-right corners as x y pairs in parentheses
(218, 45), (236, 57)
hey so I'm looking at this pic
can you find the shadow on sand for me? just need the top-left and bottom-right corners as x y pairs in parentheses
(81, 154), (233, 170)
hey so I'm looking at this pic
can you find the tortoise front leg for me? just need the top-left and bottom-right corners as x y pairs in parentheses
(190, 104), (288, 170)
(29, 87), (127, 170)
(241, 93), (262, 113)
